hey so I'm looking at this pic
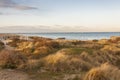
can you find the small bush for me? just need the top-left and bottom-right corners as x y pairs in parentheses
(43, 50), (92, 72)
(84, 68), (109, 80)
(24, 59), (42, 71)
(0, 41), (4, 50)
(84, 63), (120, 80)
(0, 50), (27, 69)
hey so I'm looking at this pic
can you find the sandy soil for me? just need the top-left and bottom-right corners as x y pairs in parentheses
(0, 69), (30, 80)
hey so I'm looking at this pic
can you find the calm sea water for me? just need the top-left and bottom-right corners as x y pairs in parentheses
(19, 32), (120, 40)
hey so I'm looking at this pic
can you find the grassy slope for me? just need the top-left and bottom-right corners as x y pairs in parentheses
(2, 36), (120, 80)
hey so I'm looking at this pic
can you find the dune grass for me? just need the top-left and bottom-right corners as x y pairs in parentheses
(64, 48), (93, 55)
(1, 36), (120, 80)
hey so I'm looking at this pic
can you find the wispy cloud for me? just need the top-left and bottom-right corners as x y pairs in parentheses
(0, 25), (87, 33)
(0, 26), (54, 33)
(54, 25), (87, 32)
(0, 0), (37, 10)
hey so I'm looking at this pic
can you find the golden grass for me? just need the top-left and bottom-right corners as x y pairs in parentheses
(0, 49), (27, 69)
(45, 52), (67, 65)
(84, 63), (120, 80)
(3, 36), (120, 80)
(41, 49), (93, 72)
(101, 45), (120, 51)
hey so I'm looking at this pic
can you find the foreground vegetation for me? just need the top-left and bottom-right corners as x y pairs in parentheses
(0, 36), (120, 80)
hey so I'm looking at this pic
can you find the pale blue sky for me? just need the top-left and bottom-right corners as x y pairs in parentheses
(0, 0), (120, 32)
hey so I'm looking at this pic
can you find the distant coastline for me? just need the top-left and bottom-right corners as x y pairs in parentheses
(16, 32), (120, 40)
(0, 32), (120, 40)
(0, 31), (120, 33)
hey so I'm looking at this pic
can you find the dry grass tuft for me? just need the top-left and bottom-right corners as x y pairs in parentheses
(0, 49), (27, 69)
(42, 49), (93, 72)
(84, 63), (120, 80)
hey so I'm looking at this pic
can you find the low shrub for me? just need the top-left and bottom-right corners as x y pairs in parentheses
(0, 50), (27, 69)
(42, 50), (92, 72)
(24, 59), (43, 71)
(84, 63), (120, 80)
(0, 41), (4, 50)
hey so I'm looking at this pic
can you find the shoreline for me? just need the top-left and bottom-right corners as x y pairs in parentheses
(0, 33), (120, 41)
(18, 32), (120, 40)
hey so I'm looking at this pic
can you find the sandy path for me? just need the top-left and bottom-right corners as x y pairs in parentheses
(0, 69), (30, 80)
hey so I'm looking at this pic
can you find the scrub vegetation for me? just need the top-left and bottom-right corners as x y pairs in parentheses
(0, 36), (120, 80)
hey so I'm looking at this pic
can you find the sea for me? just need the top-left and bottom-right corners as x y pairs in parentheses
(19, 32), (120, 40)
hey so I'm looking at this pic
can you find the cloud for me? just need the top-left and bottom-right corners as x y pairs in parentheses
(54, 25), (87, 32)
(14, 5), (37, 10)
(0, 26), (55, 33)
(0, 0), (37, 10)
(0, 25), (87, 33)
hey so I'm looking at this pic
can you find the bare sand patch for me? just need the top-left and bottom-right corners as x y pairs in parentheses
(0, 69), (30, 80)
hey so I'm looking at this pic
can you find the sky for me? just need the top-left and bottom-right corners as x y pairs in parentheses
(0, 0), (120, 32)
